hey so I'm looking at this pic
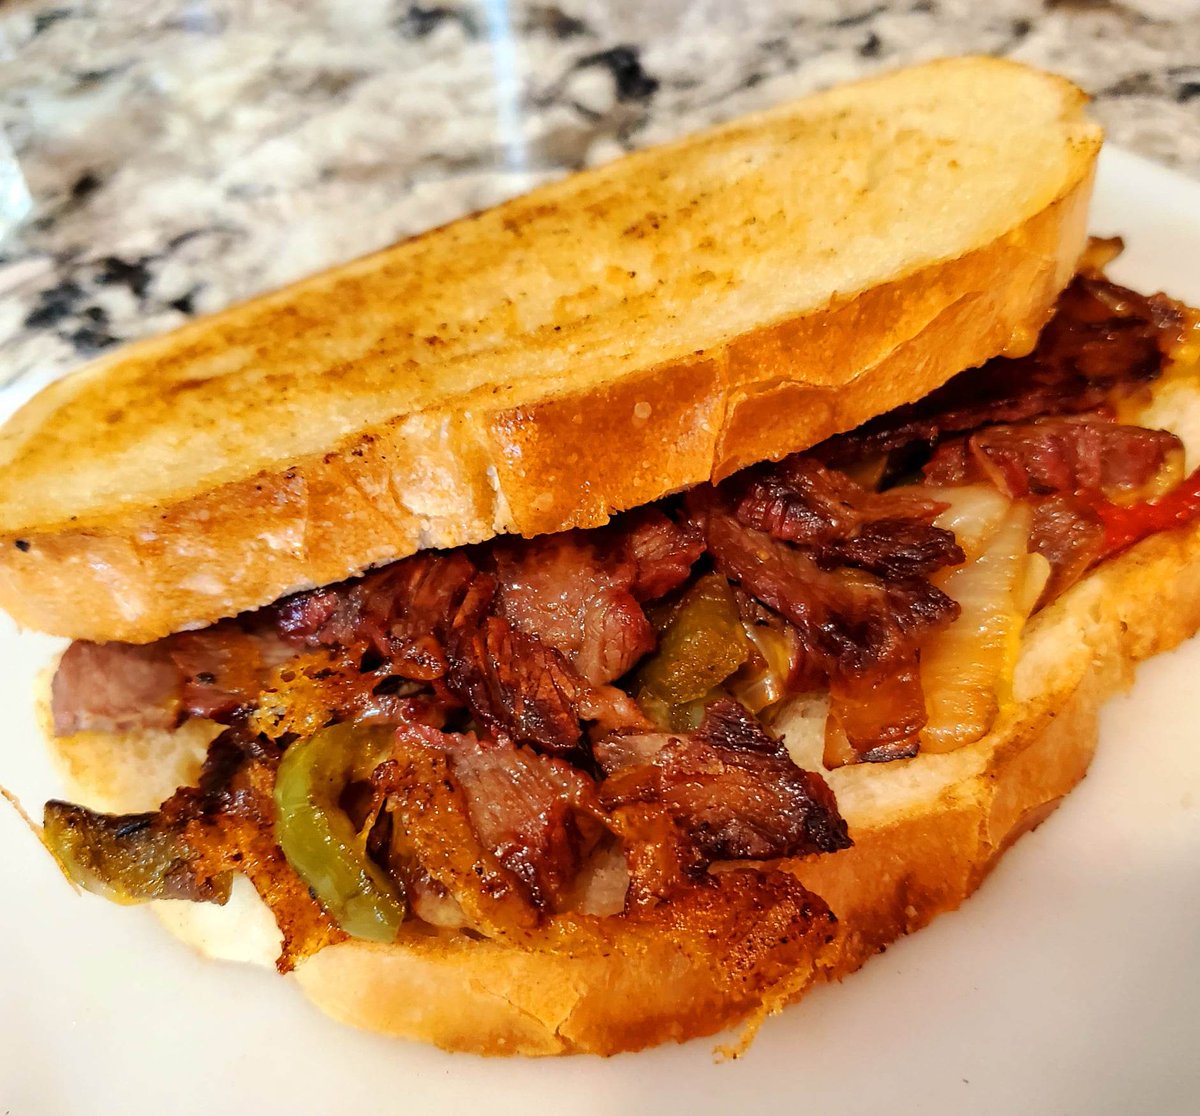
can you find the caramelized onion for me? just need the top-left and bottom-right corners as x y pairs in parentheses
(728, 619), (801, 714)
(773, 693), (830, 773)
(824, 654), (925, 767)
(928, 484), (1012, 561)
(821, 718), (858, 770)
(1016, 552), (1052, 617)
(919, 505), (1033, 753)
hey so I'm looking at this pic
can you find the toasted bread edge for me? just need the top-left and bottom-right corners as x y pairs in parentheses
(0, 155), (1094, 644)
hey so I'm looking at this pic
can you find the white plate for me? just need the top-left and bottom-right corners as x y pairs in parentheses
(2, 146), (1199, 1115)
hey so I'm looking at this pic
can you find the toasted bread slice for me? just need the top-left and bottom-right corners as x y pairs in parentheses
(0, 58), (1099, 643)
(42, 484), (1200, 1054)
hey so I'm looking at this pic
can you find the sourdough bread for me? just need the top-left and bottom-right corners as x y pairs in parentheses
(0, 58), (1099, 643)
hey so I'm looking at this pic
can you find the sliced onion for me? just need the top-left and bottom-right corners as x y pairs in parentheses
(774, 692), (830, 772)
(822, 717), (857, 770)
(1016, 551), (1052, 617)
(928, 484), (1012, 561)
(1079, 235), (1124, 273)
(569, 841), (631, 917)
(825, 654), (924, 767)
(728, 621), (800, 714)
(919, 504), (1033, 754)
(408, 875), (469, 929)
(840, 453), (888, 491)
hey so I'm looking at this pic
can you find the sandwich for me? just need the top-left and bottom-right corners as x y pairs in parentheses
(3, 56), (1200, 1056)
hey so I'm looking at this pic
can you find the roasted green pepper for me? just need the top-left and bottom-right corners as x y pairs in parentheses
(273, 723), (406, 942)
(42, 801), (232, 905)
(636, 573), (751, 729)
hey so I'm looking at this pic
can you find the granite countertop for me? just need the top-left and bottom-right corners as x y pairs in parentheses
(1, 0), (1197, 394)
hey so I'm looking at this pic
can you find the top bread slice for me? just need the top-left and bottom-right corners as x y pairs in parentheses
(0, 57), (1101, 643)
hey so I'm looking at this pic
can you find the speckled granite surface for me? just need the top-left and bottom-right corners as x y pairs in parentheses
(0, 0), (1197, 392)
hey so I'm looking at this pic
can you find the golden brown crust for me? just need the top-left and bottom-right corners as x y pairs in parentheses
(0, 58), (1099, 642)
(294, 876), (835, 1056)
(43, 509), (1200, 1055)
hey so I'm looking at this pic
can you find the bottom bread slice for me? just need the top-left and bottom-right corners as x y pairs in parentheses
(42, 512), (1200, 1056)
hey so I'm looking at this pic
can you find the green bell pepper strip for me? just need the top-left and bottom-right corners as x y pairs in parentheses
(41, 801), (232, 905)
(273, 723), (406, 942)
(636, 573), (751, 728)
